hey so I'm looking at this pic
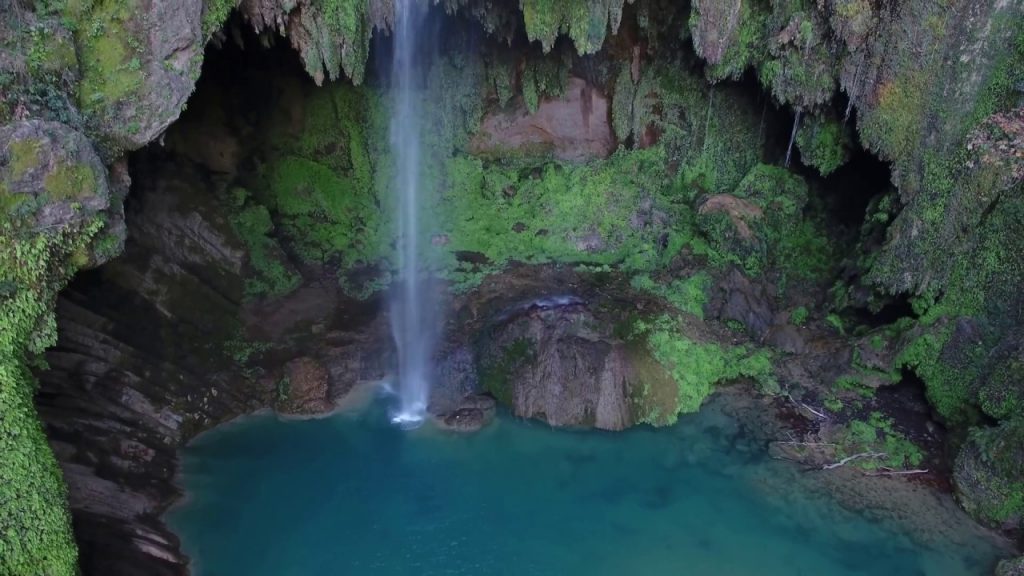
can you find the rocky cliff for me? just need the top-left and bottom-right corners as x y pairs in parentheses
(1, 0), (1023, 573)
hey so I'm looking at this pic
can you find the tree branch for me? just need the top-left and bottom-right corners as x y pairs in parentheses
(821, 452), (886, 470)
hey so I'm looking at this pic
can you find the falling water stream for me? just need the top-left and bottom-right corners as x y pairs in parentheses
(389, 0), (433, 426)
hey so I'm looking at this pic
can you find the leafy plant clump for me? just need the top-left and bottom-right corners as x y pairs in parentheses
(836, 411), (924, 470)
(0, 217), (107, 575)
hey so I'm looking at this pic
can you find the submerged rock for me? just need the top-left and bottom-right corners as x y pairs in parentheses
(997, 556), (1024, 576)
(434, 393), (497, 432)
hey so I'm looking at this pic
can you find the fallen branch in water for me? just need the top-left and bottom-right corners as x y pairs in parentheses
(774, 441), (836, 447)
(821, 452), (887, 470)
(864, 468), (930, 477)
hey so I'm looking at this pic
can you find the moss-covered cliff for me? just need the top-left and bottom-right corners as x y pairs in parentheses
(1, 0), (1023, 573)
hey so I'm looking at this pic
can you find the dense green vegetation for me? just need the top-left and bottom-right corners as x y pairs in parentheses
(0, 219), (102, 575)
(1, 0), (1022, 570)
(836, 411), (924, 471)
(631, 315), (775, 422)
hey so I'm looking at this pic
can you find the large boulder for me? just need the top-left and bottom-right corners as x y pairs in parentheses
(476, 297), (660, 430)
(953, 419), (1024, 529)
(0, 120), (125, 264)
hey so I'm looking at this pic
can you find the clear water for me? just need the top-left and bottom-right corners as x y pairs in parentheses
(389, 0), (433, 425)
(167, 395), (1006, 576)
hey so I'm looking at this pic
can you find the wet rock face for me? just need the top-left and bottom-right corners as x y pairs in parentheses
(470, 77), (616, 162)
(476, 299), (638, 430)
(33, 148), (390, 575)
(714, 268), (774, 340)
(35, 154), (261, 575)
(88, 0), (204, 153)
(275, 357), (333, 415)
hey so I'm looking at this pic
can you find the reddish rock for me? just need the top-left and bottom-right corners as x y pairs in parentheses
(275, 357), (334, 415)
(470, 77), (615, 162)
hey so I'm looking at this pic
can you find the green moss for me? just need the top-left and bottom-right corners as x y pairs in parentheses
(519, 0), (626, 54)
(834, 374), (874, 398)
(617, 62), (764, 193)
(634, 315), (776, 419)
(228, 190), (301, 299)
(822, 392), (843, 413)
(257, 83), (382, 280)
(689, 0), (770, 82)
(859, 72), (928, 166)
(825, 313), (843, 333)
(202, 0), (237, 39)
(789, 306), (808, 326)
(698, 163), (835, 281)
(630, 272), (711, 319)
(8, 140), (43, 181)
(979, 360), (1024, 421)
(894, 323), (984, 425)
(67, 0), (145, 113)
(521, 49), (570, 114)
(222, 331), (271, 366)
(43, 162), (97, 201)
(311, 0), (373, 84)
(479, 337), (534, 405)
(959, 419), (1024, 524)
(795, 115), (851, 176)
(26, 24), (78, 77)
(749, 4), (837, 108)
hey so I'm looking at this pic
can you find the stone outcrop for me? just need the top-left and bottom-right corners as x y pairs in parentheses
(274, 357), (333, 415)
(470, 77), (615, 162)
(0, 120), (125, 255)
(476, 297), (655, 430)
(953, 419), (1024, 530)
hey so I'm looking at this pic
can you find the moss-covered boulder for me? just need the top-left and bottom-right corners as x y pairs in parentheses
(954, 419), (1024, 529)
(1, 120), (124, 262)
(997, 556), (1024, 576)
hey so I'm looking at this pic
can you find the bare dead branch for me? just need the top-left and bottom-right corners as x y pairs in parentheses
(821, 452), (887, 470)
(864, 468), (930, 477)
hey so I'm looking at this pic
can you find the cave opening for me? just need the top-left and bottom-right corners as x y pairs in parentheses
(10, 1), (1021, 573)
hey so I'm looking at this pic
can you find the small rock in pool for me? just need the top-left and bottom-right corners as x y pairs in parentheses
(434, 393), (497, 433)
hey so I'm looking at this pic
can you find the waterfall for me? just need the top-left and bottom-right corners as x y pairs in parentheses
(389, 0), (433, 426)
